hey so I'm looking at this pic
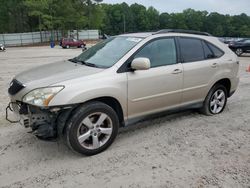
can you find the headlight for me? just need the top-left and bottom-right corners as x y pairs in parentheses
(22, 86), (64, 106)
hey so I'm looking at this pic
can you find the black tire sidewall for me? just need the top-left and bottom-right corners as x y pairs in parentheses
(66, 102), (119, 156)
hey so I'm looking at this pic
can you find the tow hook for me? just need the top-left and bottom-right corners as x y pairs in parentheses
(6, 102), (20, 123)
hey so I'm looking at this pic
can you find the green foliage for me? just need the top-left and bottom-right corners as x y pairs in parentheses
(0, 0), (250, 37)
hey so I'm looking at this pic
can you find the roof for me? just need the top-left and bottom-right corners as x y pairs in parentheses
(119, 32), (153, 38)
(119, 29), (212, 38)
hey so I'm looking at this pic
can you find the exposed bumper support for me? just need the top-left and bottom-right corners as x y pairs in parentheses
(6, 102), (75, 140)
(6, 102), (20, 123)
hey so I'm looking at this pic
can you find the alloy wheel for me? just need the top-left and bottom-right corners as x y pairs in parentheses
(235, 48), (243, 56)
(209, 89), (226, 114)
(77, 112), (113, 150)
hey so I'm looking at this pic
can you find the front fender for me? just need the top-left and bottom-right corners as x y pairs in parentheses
(49, 74), (128, 118)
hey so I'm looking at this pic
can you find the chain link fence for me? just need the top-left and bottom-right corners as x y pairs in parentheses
(0, 30), (99, 47)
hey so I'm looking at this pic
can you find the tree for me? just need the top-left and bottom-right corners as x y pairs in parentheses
(130, 3), (149, 32)
(1, 1), (250, 38)
(147, 7), (159, 31)
(183, 9), (208, 31)
(159, 13), (172, 29)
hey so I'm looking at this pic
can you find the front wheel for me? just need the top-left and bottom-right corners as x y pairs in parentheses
(65, 102), (119, 155)
(200, 84), (227, 116)
(235, 48), (243, 56)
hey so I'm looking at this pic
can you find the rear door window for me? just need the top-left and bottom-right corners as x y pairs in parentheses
(179, 37), (204, 63)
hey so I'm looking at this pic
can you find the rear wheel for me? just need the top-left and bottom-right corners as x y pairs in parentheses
(65, 102), (119, 155)
(235, 48), (243, 56)
(200, 84), (227, 116)
(66, 45), (70, 49)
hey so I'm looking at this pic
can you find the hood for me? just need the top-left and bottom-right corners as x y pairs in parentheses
(15, 60), (104, 87)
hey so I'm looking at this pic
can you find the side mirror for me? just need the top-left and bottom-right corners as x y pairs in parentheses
(131, 58), (151, 71)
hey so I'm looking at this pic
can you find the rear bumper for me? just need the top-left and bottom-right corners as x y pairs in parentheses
(229, 77), (239, 97)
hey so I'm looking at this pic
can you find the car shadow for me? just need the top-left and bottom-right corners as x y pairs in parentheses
(240, 54), (250, 57)
(119, 109), (197, 134)
(7, 108), (199, 159)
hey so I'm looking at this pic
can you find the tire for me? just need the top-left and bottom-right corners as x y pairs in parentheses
(66, 45), (70, 49)
(80, 44), (84, 48)
(65, 102), (119, 155)
(235, 48), (243, 56)
(200, 84), (227, 116)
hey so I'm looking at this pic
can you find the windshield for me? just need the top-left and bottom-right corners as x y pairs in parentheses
(73, 36), (142, 68)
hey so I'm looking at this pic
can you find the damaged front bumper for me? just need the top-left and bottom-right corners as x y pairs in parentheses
(6, 102), (74, 139)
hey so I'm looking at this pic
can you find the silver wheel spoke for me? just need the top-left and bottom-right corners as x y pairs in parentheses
(96, 113), (107, 126)
(100, 127), (112, 135)
(217, 92), (224, 100)
(218, 101), (224, 107)
(214, 91), (218, 99)
(213, 104), (218, 113)
(82, 117), (93, 128)
(92, 135), (100, 149)
(210, 100), (216, 107)
(78, 131), (91, 143)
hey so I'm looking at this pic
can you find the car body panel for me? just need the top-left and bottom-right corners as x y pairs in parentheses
(12, 61), (104, 101)
(127, 63), (183, 119)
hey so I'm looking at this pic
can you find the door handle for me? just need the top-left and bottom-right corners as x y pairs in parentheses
(211, 63), (218, 68)
(172, 69), (182, 74)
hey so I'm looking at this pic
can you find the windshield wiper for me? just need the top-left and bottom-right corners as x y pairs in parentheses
(68, 58), (78, 63)
(79, 60), (99, 67)
(68, 58), (107, 68)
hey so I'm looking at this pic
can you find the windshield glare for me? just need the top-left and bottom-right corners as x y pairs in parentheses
(75, 36), (142, 68)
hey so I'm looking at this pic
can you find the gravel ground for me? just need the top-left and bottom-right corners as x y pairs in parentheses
(0, 46), (249, 188)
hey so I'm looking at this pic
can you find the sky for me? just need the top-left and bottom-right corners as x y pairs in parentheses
(102, 0), (250, 15)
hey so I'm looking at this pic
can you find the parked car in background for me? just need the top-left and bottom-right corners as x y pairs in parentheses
(7, 29), (239, 155)
(228, 39), (250, 56)
(60, 38), (86, 49)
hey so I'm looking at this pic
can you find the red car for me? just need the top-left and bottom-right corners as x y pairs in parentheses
(60, 38), (86, 49)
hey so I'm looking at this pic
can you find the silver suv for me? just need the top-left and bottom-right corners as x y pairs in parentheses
(7, 30), (239, 155)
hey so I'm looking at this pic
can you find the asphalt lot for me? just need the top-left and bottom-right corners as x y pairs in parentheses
(0, 46), (249, 188)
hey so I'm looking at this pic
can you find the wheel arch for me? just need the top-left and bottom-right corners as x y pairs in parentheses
(89, 96), (125, 126)
(57, 96), (125, 136)
(211, 78), (231, 97)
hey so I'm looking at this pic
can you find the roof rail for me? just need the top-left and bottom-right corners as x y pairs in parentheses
(154, 29), (212, 36)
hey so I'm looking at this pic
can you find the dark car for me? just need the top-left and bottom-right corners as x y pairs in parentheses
(60, 38), (86, 49)
(228, 39), (250, 56)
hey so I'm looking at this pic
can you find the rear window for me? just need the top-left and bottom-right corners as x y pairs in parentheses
(202, 41), (214, 59)
(179, 37), (204, 63)
(206, 42), (224, 58)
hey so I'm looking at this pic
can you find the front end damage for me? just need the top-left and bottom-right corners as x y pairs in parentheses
(6, 101), (74, 140)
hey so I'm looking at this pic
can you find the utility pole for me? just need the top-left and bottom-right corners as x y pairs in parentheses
(123, 14), (126, 33)
(39, 14), (43, 43)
